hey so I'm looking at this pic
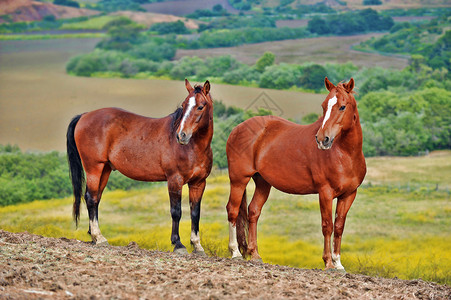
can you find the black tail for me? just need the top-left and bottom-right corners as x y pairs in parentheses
(236, 190), (249, 256)
(66, 114), (85, 227)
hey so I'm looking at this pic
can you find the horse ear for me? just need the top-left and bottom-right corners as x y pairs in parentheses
(325, 77), (335, 91)
(203, 80), (210, 95)
(344, 78), (355, 93)
(185, 79), (194, 93)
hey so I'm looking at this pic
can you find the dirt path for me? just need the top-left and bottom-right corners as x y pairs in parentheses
(0, 230), (449, 299)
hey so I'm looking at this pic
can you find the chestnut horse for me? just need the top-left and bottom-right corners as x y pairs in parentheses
(226, 78), (366, 270)
(66, 80), (213, 254)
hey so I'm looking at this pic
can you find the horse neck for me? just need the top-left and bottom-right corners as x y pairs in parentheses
(193, 111), (214, 151)
(337, 114), (363, 156)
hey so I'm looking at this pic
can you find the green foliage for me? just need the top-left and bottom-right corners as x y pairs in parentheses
(186, 5), (230, 18)
(53, 0), (80, 8)
(255, 52), (275, 73)
(359, 16), (451, 72)
(307, 9), (394, 36)
(301, 113), (319, 125)
(97, 0), (149, 12)
(149, 21), (189, 35)
(186, 27), (308, 49)
(259, 64), (302, 89)
(197, 15), (275, 32)
(299, 64), (327, 91)
(96, 17), (144, 51)
(0, 146), (151, 206)
(359, 88), (451, 156)
(363, 0), (382, 5)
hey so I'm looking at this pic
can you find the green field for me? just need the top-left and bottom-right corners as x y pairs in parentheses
(1, 151), (450, 285)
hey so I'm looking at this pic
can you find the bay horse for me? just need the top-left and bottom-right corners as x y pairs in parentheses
(66, 79), (213, 254)
(226, 77), (366, 270)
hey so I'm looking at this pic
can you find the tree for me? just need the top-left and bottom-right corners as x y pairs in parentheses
(53, 0), (80, 8)
(363, 0), (382, 5)
(149, 21), (189, 35)
(299, 64), (327, 91)
(307, 16), (330, 35)
(255, 52), (275, 72)
(97, 17), (143, 51)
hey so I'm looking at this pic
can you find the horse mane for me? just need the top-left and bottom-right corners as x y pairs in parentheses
(194, 85), (203, 94)
(171, 107), (183, 134)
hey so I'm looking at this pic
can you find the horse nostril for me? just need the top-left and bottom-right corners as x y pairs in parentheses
(180, 132), (186, 139)
(324, 136), (330, 144)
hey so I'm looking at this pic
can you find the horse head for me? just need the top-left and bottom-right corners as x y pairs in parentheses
(176, 79), (213, 145)
(316, 77), (357, 150)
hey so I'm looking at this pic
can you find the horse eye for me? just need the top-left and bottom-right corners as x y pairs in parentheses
(197, 106), (204, 110)
(339, 105), (346, 111)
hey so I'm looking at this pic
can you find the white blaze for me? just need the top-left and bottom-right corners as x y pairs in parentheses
(322, 96), (337, 129)
(179, 96), (196, 134)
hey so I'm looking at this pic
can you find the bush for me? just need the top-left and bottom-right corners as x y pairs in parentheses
(149, 21), (189, 35)
(128, 42), (176, 62)
(259, 64), (302, 89)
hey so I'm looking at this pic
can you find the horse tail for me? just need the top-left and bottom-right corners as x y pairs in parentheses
(236, 190), (249, 256)
(66, 114), (85, 227)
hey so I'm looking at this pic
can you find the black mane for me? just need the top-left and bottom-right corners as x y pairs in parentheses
(171, 107), (183, 134)
(194, 85), (202, 94)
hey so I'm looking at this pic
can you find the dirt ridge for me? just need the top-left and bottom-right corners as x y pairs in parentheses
(0, 0), (99, 23)
(0, 230), (449, 299)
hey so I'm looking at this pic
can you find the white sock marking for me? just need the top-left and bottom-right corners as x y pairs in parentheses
(179, 96), (196, 134)
(322, 96), (337, 129)
(228, 222), (241, 258)
(332, 252), (345, 270)
(89, 219), (107, 244)
(190, 230), (204, 252)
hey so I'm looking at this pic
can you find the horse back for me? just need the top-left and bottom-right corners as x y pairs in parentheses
(74, 108), (169, 181)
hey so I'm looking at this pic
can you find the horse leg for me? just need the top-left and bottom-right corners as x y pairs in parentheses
(332, 190), (357, 271)
(168, 177), (186, 254)
(188, 180), (206, 255)
(226, 177), (251, 258)
(319, 189), (334, 269)
(85, 163), (111, 246)
(247, 174), (271, 261)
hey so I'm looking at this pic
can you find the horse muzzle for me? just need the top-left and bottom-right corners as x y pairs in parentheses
(316, 135), (334, 150)
(177, 131), (192, 145)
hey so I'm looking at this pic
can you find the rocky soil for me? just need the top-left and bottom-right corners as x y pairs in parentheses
(0, 230), (449, 299)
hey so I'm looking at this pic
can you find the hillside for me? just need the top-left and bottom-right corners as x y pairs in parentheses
(0, 0), (99, 23)
(111, 11), (199, 29)
(1, 230), (449, 299)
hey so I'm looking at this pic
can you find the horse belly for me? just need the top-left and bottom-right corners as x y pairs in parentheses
(109, 144), (167, 182)
(257, 155), (317, 195)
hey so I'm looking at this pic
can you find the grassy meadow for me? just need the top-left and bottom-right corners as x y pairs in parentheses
(1, 151), (450, 285)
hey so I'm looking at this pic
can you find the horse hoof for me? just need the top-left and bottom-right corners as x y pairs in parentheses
(94, 240), (109, 247)
(231, 255), (244, 260)
(326, 268), (346, 274)
(192, 250), (207, 257)
(173, 247), (189, 255)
